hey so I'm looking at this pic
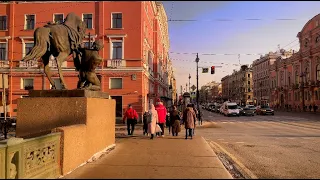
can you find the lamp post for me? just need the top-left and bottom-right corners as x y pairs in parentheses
(195, 53), (202, 125)
(188, 74), (191, 93)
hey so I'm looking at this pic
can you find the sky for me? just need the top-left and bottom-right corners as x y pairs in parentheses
(162, 1), (320, 94)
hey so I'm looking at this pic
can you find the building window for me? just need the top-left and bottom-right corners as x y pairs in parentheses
(54, 14), (64, 24)
(51, 78), (62, 89)
(25, 14), (35, 30)
(21, 78), (34, 90)
(24, 43), (34, 57)
(0, 15), (7, 30)
(112, 13), (122, 28)
(248, 74), (250, 78)
(317, 65), (320, 81)
(248, 81), (250, 85)
(248, 95), (251, 99)
(0, 43), (6, 60)
(110, 78), (122, 89)
(83, 14), (93, 29)
(112, 41), (123, 59)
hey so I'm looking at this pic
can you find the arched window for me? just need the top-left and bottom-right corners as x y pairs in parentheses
(317, 64), (320, 81)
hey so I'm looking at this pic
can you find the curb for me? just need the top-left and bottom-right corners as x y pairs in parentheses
(206, 139), (258, 179)
(200, 137), (234, 179)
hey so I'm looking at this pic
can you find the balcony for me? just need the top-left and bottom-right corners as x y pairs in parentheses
(19, 60), (38, 68)
(106, 59), (126, 68)
(0, 60), (9, 68)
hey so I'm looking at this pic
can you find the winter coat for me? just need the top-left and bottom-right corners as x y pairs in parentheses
(148, 105), (159, 134)
(123, 108), (138, 121)
(155, 103), (167, 124)
(183, 107), (197, 129)
(170, 110), (181, 133)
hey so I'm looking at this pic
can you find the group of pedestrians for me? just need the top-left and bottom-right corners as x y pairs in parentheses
(123, 98), (198, 140)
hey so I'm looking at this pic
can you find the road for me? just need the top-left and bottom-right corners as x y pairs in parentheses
(198, 109), (320, 179)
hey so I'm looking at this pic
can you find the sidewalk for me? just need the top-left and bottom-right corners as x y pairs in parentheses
(62, 128), (232, 179)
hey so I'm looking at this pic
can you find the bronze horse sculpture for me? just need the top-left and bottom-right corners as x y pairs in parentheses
(21, 12), (87, 90)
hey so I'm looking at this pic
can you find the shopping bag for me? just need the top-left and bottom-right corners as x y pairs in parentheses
(155, 124), (162, 133)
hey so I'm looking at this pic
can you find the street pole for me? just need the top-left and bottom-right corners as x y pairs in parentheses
(186, 83), (188, 94)
(188, 74), (191, 93)
(195, 53), (201, 125)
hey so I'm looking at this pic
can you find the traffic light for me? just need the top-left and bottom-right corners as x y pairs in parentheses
(211, 66), (215, 74)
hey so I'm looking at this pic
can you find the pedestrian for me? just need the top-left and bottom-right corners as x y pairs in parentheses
(147, 104), (160, 140)
(143, 111), (149, 136)
(314, 104), (318, 113)
(309, 104), (312, 112)
(166, 110), (171, 134)
(123, 104), (139, 136)
(182, 104), (197, 139)
(170, 105), (181, 136)
(155, 98), (167, 137)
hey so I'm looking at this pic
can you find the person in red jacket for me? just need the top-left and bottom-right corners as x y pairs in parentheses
(123, 104), (139, 135)
(155, 98), (167, 137)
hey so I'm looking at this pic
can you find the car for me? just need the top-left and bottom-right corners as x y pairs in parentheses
(222, 102), (240, 116)
(256, 105), (274, 115)
(245, 105), (257, 113)
(209, 104), (215, 112)
(214, 105), (221, 113)
(239, 107), (255, 116)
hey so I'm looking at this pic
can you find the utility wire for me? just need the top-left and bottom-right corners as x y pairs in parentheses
(168, 18), (304, 22)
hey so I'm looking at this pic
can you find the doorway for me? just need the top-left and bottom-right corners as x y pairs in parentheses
(110, 96), (123, 118)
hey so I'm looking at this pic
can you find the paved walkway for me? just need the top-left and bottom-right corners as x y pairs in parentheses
(62, 128), (232, 179)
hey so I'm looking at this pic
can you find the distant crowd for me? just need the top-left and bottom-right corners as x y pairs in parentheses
(122, 99), (200, 140)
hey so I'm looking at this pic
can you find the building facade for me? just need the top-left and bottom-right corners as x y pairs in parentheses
(252, 52), (282, 106)
(0, 1), (175, 119)
(199, 81), (221, 103)
(220, 65), (253, 105)
(270, 14), (320, 110)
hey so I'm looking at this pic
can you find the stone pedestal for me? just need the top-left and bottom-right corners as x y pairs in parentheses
(16, 90), (116, 175)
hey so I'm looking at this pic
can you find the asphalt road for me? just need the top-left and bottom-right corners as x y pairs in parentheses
(198, 109), (320, 179)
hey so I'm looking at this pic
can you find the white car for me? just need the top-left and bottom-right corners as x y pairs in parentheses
(222, 102), (240, 117)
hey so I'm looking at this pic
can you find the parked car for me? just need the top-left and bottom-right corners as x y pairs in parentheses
(245, 105), (257, 113)
(239, 107), (255, 116)
(214, 105), (221, 113)
(222, 102), (240, 116)
(256, 105), (274, 115)
(209, 104), (215, 112)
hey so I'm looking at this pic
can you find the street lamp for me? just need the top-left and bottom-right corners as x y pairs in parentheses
(195, 53), (202, 125)
(188, 74), (191, 93)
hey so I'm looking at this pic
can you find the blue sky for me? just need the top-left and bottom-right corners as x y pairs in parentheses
(162, 1), (320, 93)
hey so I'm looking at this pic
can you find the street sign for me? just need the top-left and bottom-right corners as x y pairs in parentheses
(190, 92), (196, 98)
(191, 85), (196, 91)
(202, 68), (209, 73)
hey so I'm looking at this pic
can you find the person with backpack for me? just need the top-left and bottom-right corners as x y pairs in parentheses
(143, 111), (149, 136)
(123, 104), (139, 136)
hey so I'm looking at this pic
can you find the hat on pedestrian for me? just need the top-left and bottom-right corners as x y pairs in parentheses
(156, 98), (161, 103)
